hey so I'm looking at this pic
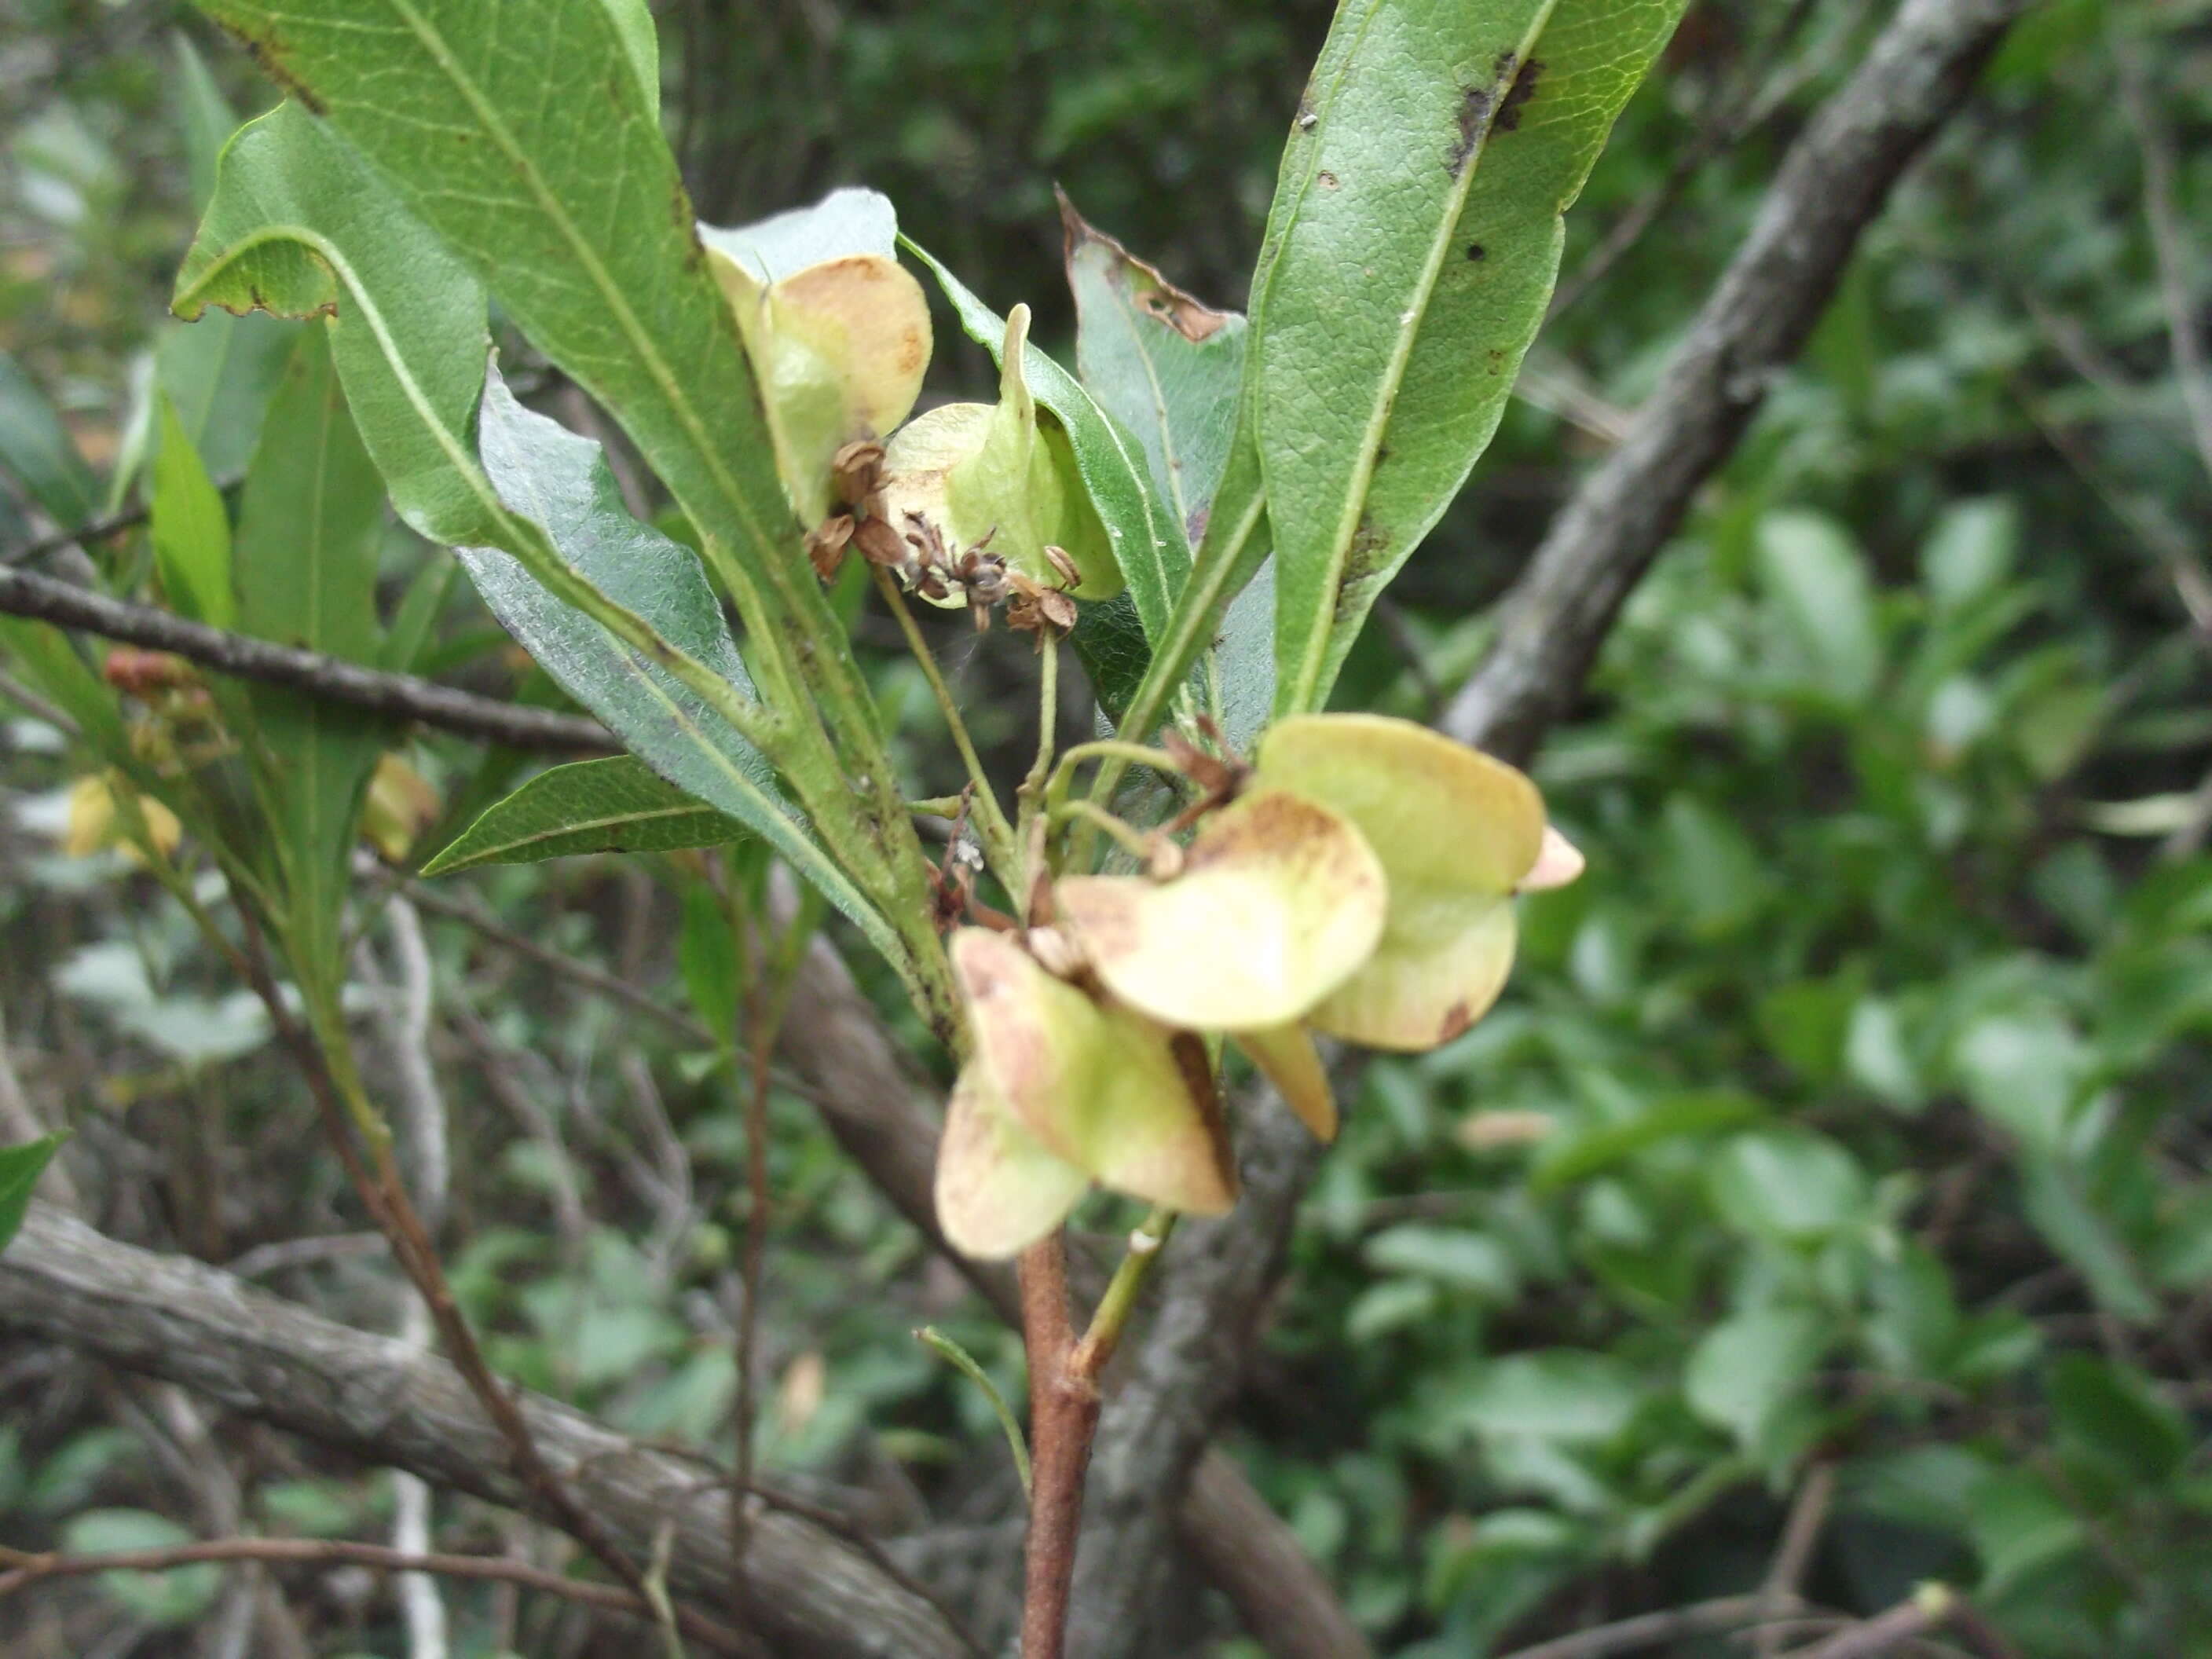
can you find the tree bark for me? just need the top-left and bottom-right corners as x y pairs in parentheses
(0, 1204), (969, 1659)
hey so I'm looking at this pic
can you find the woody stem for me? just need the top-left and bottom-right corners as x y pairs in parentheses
(1016, 1233), (1089, 1659)
(1016, 1208), (1178, 1657)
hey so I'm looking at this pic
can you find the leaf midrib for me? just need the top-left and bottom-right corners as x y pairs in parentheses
(1283, 0), (1564, 712)
(380, 0), (780, 566)
(446, 799), (726, 866)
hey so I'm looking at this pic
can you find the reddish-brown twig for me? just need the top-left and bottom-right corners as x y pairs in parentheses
(1017, 1232), (1095, 1659)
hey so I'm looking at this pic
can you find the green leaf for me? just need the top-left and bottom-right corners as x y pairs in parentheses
(1951, 1012), (2088, 1154)
(1921, 496), (2019, 611)
(381, 558), (454, 673)
(0, 350), (101, 528)
(462, 370), (893, 956)
(1966, 1470), (2083, 1593)
(1060, 197), (1276, 737)
(231, 328), (394, 993)
(189, 0), (795, 573)
(1257, 0), (1688, 715)
(1104, 419), (1273, 744)
(600, 0), (659, 115)
(1061, 194), (1247, 544)
(2047, 1353), (2188, 1481)
(170, 104), (890, 943)
(1683, 1305), (1828, 1453)
(173, 31), (242, 214)
(1705, 1130), (1869, 1243)
(2018, 1154), (2158, 1323)
(903, 236), (1189, 646)
(0, 1133), (67, 1255)
(1531, 1088), (1763, 1192)
(423, 756), (745, 874)
(0, 619), (130, 757)
(155, 309), (296, 485)
(679, 877), (742, 1050)
(1362, 1225), (1518, 1298)
(1444, 1350), (1641, 1443)
(149, 397), (236, 629)
(1756, 509), (1881, 705)
(174, 102), (496, 551)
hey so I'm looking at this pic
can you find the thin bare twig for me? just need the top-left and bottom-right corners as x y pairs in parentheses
(358, 899), (453, 1659)
(1782, 1585), (2015, 1659)
(228, 906), (663, 1627)
(0, 1536), (746, 1651)
(2, 482), (234, 571)
(387, 870), (747, 1051)
(1497, 1595), (1778, 1659)
(0, 562), (612, 752)
(1758, 1463), (1837, 1659)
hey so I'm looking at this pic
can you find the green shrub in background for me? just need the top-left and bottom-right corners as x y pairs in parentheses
(1, 0), (2209, 1654)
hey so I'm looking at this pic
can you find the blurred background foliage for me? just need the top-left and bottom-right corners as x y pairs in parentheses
(6, 0), (2212, 1654)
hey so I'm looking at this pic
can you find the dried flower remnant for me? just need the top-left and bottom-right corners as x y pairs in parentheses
(873, 306), (1120, 609)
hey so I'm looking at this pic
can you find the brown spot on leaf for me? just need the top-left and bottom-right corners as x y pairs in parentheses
(1438, 1000), (1473, 1042)
(1317, 170), (1339, 189)
(1057, 187), (1232, 343)
(238, 33), (326, 117)
(1335, 515), (1392, 621)
(1496, 58), (1544, 132)
(1466, 243), (1486, 262)
(1448, 84), (1492, 176)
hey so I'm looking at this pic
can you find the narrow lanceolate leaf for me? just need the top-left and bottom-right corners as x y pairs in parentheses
(1258, 0), (1688, 715)
(173, 31), (244, 214)
(1061, 193), (1246, 547)
(0, 1133), (67, 1256)
(149, 397), (236, 630)
(0, 351), (101, 529)
(1061, 196), (1275, 738)
(174, 102), (499, 551)
(422, 755), (743, 875)
(462, 370), (895, 959)
(232, 328), (394, 988)
(185, 0), (793, 571)
(1108, 420), (1273, 745)
(903, 237), (1189, 648)
(172, 105), (749, 734)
